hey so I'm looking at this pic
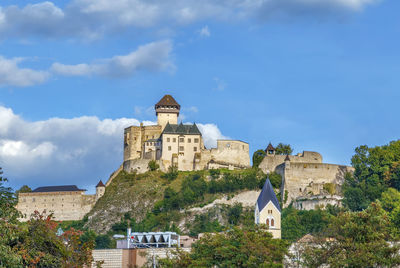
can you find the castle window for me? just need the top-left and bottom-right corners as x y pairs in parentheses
(168, 146), (171, 151)
(194, 147), (197, 152)
(179, 146), (184, 151)
(167, 138), (170, 142)
(146, 135), (148, 139)
(173, 138), (176, 142)
(194, 138), (199, 143)
(299, 188), (302, 192)
(134, 137), (137, 141)
(179, 138), (184, 142)
(188, 138), (191, 143)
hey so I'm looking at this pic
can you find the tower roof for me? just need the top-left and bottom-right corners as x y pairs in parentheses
(257, 179), (281, 212)
(285, 154), (290, 161)
(96, 180), (105, 187)
(265, 143), (275, 152)
(155, 95), (180, 109)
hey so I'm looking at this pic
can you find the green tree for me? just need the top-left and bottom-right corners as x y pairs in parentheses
(252, 149), (266, 168)
(0, 168), (23, 267)
(159, 225), (288, 267)
(381, 188), (400, 212)
(148, 160), (159, 171)
(275, 143), (293, 155)
(162, 165), (179, 181)
(302, 202), (400, 268)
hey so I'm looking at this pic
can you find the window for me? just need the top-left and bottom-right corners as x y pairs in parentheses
(266, 219), (269, 226)
(194, 138), (199, 143)
(173, 138), (176, 142)
(168, 146), (171, 151)
(194, 147), (197, 152)
(33, 198), (35, 202)
(179, 146), (184, 151)
(271, 219), (275, 227)
(167, 138), (170, 142)
(146, 135), (148, 139)
(179, 138), (184, 142)
(188, 138), (191, 143)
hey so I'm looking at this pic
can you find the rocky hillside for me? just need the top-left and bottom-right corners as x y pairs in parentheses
(85, 168), (270, 235)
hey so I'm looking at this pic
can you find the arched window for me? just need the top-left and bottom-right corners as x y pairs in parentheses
(266, 219), (269, 226)
(271, 219), (274, 227)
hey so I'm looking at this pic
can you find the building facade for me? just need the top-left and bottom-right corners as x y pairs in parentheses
(17, 182), (105, 221)
(123, 95), (250, 173)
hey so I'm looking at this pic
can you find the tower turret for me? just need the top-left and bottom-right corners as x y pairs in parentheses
(155, 95), (180, 130)
(95, 180), (105, 200)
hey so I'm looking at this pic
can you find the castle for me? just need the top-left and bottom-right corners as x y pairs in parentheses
(16, 181), (105, 221)
(123, 95), (250, 173)
(259, 143), (354, 210)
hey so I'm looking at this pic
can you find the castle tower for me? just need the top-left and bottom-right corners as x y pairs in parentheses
(255, 178), (281, 239)
(155, 95), (180, 131)
(96, 180), (105, 200)
(265, 143), (275, 155)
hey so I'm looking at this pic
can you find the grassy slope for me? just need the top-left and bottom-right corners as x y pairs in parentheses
(85, 168), (266, 234)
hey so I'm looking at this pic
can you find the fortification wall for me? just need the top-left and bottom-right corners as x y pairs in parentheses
(209, 140), (250, 168)
(124, 125), (162, 162)
(17, 191), (96, 221)
(259, 151), (322, 174)
(281, 162), (354, 207)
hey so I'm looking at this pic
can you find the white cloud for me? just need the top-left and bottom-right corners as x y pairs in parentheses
(197, 123), (229, 149)
(0, 0), (380, 39)
(0, 56), (49, 87)
(51, 40), (174, 78)
(0, 105), (228, 189)
(199, 25), (210, 37)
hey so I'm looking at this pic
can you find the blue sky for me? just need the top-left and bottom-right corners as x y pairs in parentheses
(0, 0), (399, 192)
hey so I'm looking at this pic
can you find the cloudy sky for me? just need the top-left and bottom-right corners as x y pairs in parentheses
(0, 0), (399, 192)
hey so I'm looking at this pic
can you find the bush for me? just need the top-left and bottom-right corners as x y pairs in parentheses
(162, 165), (178, 181)
(148, 160), (159, 171)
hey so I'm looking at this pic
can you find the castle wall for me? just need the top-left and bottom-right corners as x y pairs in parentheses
(208, 140), (250, 169)
(157, 112), (178, 130)
(124, 125), (162, 162)
(281, 162), (354, 208)
(17, 191), (96, 221)
(259, 151), (322, 174)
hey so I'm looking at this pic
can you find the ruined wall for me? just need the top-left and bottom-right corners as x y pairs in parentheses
(17, 191), (96, 221)
(280, 162), (354, 208)
(259, 151), (322, 174)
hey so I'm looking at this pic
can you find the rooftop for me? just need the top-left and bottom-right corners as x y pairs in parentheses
(32, 185), (86, 193)
(155, 95), (180, 109)
(257, 179), (281, 212)
(162, 122), (201, 135)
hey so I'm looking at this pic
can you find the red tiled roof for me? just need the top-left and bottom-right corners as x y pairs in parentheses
(155, 95), (180, 108)
(96, 180), (105, 187)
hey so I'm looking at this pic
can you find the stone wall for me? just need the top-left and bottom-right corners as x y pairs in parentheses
(279, 162), (354, 208)
(259, 151), (322, 174)
(17, 191), (96, 221)
(124, 124), (162, 162)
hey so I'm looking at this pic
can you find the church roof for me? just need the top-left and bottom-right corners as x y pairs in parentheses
(257, 179), (281, 212)
(162, 122), (202, 135)
(155, 95), (180, 109)
(266, 143), (275, 152)
(32, 185), (86, 193)
(96, 180), (105, 187)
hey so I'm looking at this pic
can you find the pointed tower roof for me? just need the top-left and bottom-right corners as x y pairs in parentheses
(266, 143), (275, 152)
(175, 122), (186, 134)
(257, 178), (281, 212)
(285, 154), (290, 161)
(155, 95), (180, 109)
(189, 123), (201, 135)
(96, 180), (105, 187)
